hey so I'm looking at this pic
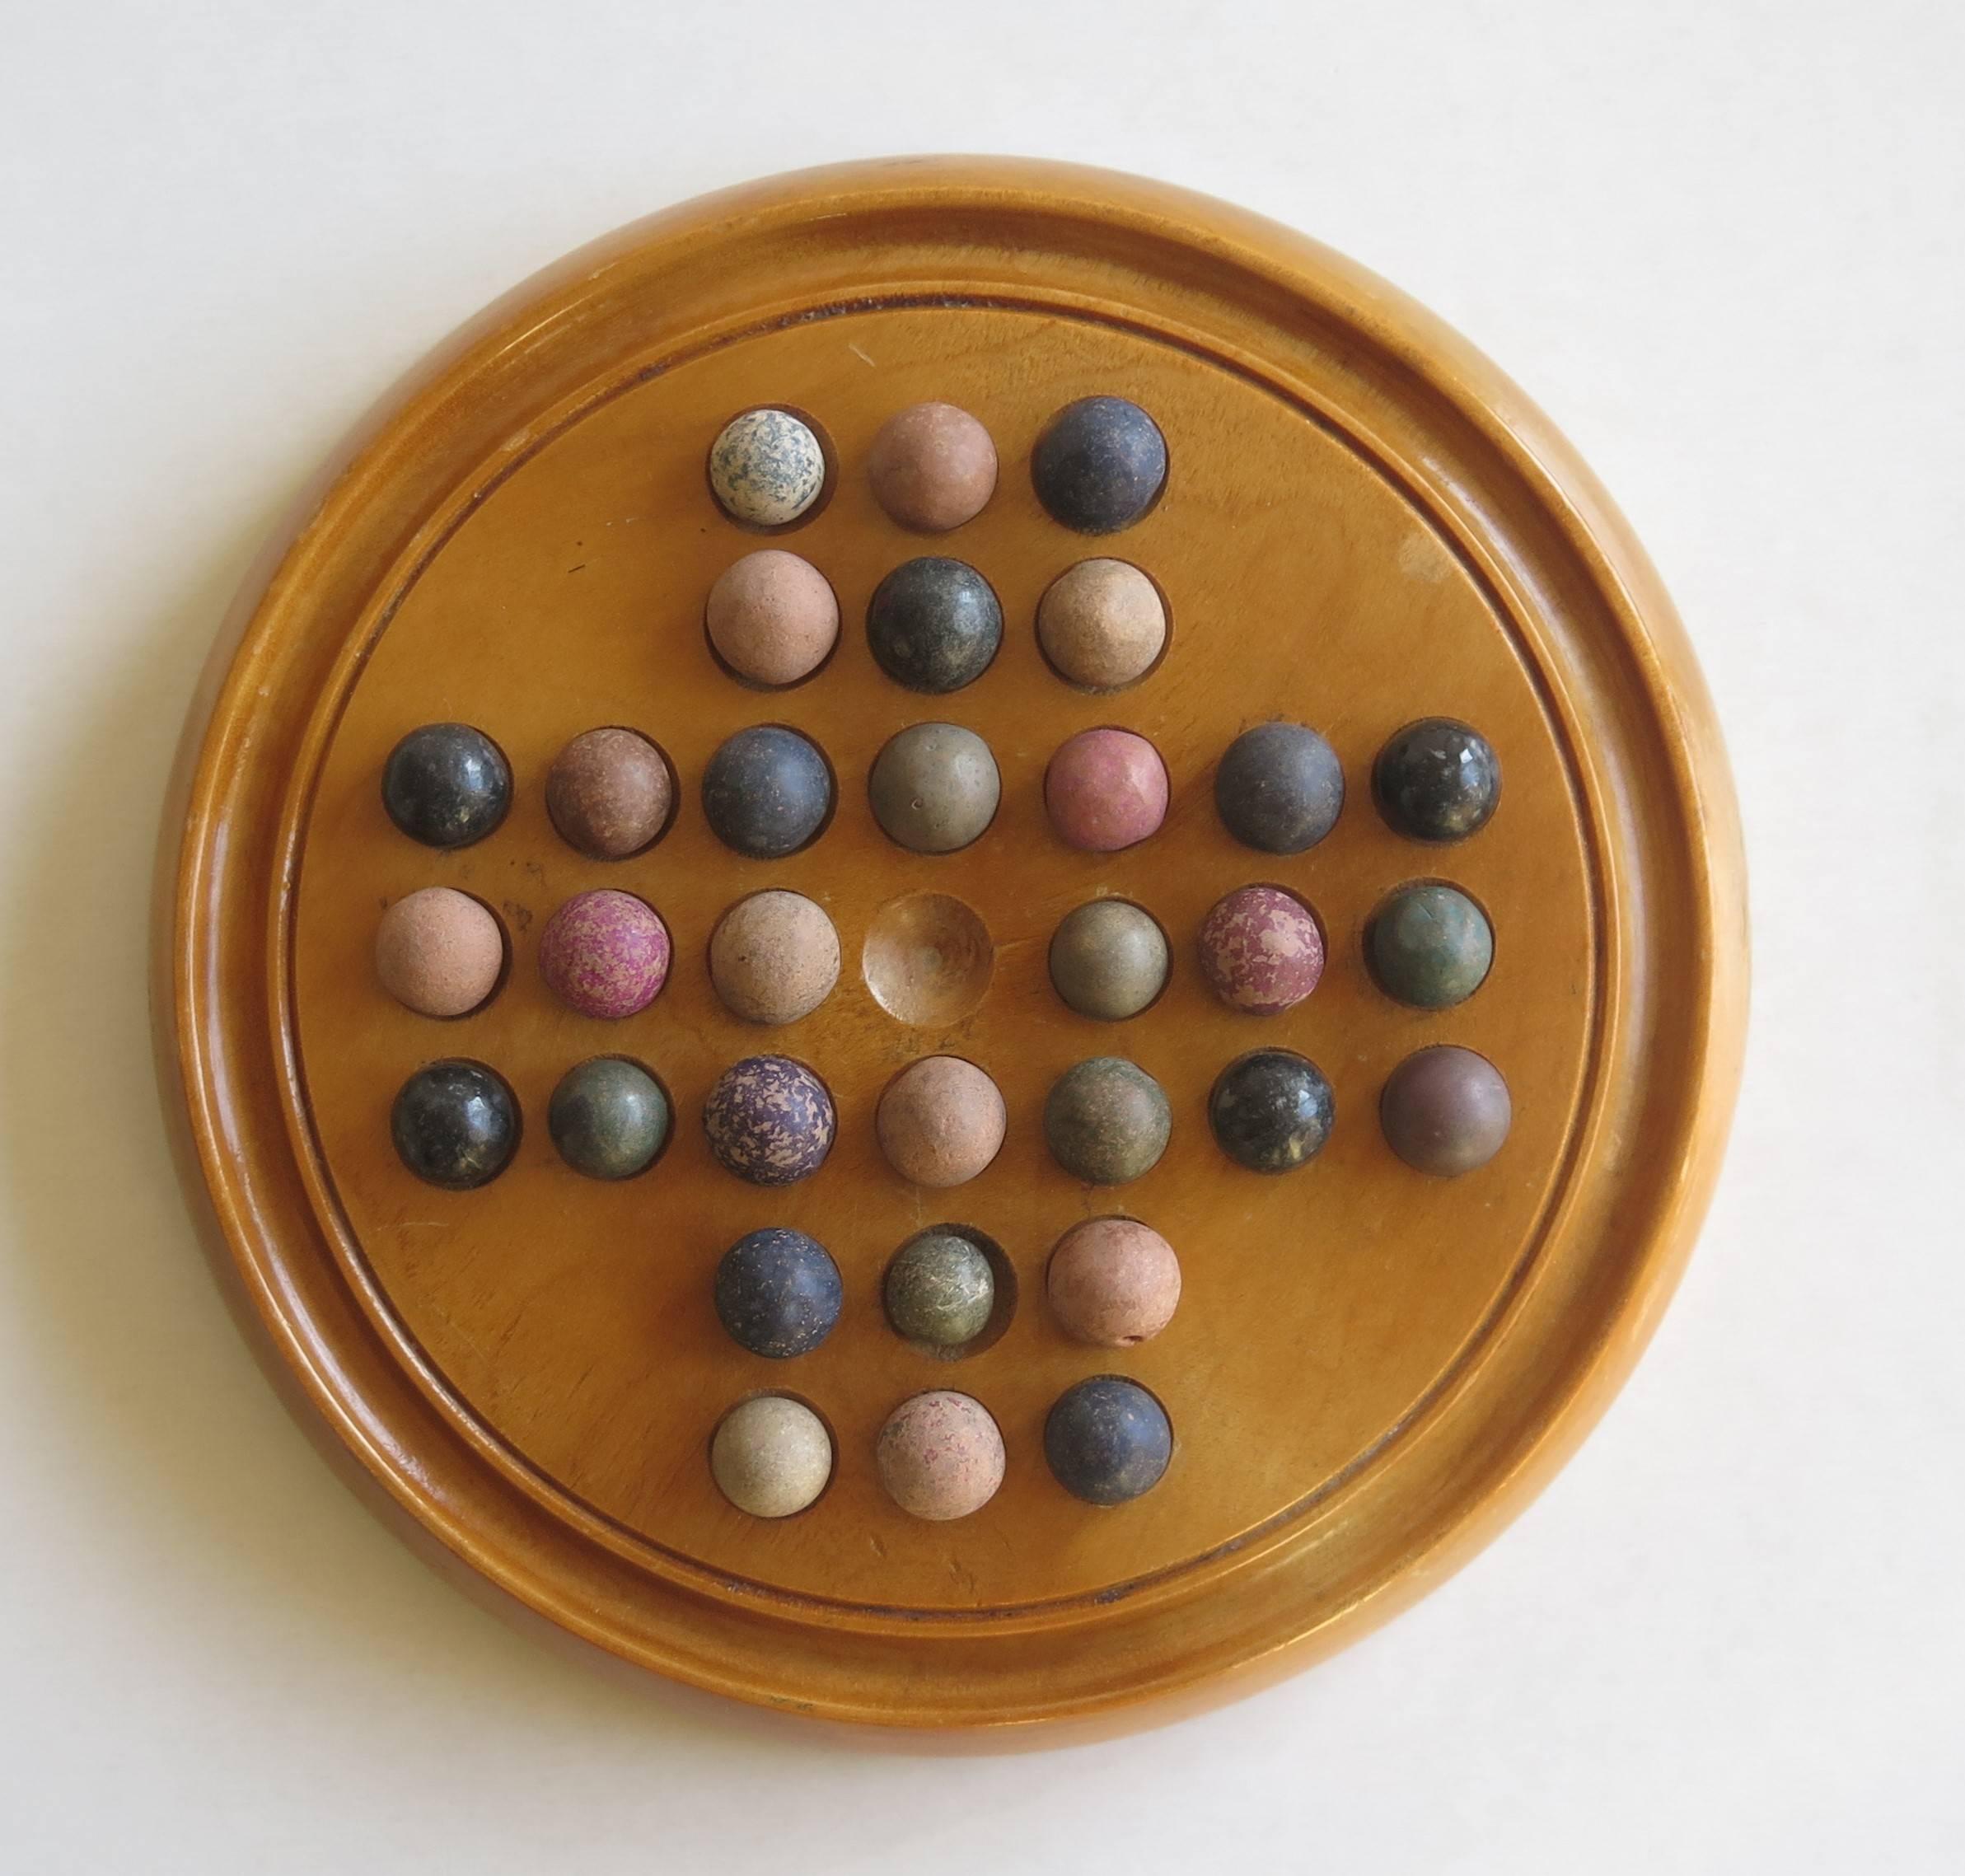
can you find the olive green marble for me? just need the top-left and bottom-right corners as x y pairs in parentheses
(1048, 899), (1169, 1021)
(884, 1232), (995, 1349)
(547, 1057), (670, 1179)
(1043, 1057), (1172, 1186)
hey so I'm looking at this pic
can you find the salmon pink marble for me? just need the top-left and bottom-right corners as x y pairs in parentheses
(1043, 727), (1168, 852)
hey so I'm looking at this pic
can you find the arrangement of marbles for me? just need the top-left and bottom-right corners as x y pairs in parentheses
(1047, 898), (1169, 1022)
(866, 401), (998, 532)
(1380, 1046), (1512, 1176)
(547, 1056), (669, 1181)
(868, 721), (1000, 854)
(1368, 882), (1494, 1008)
(704, 1055), (836, 1186)
(708, 406), (826, 527)
(374, 886), (503, 1018)
(707, 1391), (829, 1524)
(704, 549), (840, 687)
(714, 1227), (844, 1358)
(1036, 558), (1167, 690)
(1198, 884), (1325, 1015)
(710, 1395), (833, 1518)
(1374, 717), (1501, 843)
(1214, 720), (1343, 854)
(349, 379), (1544, 1560)
(537, 889), (671, 1020)
(884, 1231), (996, 1350)
(865, 555), (1004, 694)
(1044, 1375), (1172, 1506)
(391, 1059), (518, 1191)
(1209, 1049), (1335, 1173)
(701, 723), (834, 858)
(1046, 1218), (1181, 1346)
(708, 890), (841, 1025)
(381, 722), (510, 849)
(876, 1390), (1005, 1521)
(876, 1055), (1007, 1188)
(1044, 1057), (1172, 1186)
(1044, 727), (1168, 852)
(1031, 395), (1167, 534)
(545, 726), (672, 858)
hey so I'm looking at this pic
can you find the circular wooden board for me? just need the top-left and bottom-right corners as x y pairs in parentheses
(159, 157), (1746, 1729)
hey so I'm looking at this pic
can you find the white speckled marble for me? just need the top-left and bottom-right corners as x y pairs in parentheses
(708, 407), (826, 526)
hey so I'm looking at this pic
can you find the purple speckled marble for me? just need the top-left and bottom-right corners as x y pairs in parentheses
(1199, 885), (1324, 1014)
(538, 889), (671, 1019)
(704, 1055), (835, 1186)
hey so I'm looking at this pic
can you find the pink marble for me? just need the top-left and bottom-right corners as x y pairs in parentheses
(538, 889), (671, 1019)
(1199, 885), (1325, 1014)
(1044, 727), (1168, 852)
(875, 1391), (1005, 1521)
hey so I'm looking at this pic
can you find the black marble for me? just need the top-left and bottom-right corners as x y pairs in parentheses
(1044, 1375), (1172, 1506)
(547, 1057), (669, 1180)
(703, 1055), (835, 1186)
(1208, 1049), (1335, 1174)
(714, 1227), (843, 1359)
(391, 1058), (518, 1190)
(1214, 721), (1345, 854)
(701, 724), (834, 858)
(1373, 718), (1501, 843)
(1030, 396), (1167, 535)
(865, 556), (1003, 693)
(381, 723), (511, 849)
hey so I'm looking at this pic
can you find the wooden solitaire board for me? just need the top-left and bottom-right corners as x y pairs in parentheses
(158, 158), (1746, 1729)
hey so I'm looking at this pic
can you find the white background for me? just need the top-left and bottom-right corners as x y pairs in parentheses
(2, 2), (1959, 1869)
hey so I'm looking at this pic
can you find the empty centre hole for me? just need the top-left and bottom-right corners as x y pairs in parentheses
(861, 891), (995, 1027)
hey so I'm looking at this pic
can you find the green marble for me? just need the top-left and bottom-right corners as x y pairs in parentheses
(885, 1232), (995, 1349)
(548, 1057), (670, 1180)
(1368, 883), (1493, 1008)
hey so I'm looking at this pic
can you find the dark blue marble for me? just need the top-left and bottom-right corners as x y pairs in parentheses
(391, 1059), (518, 1190)
(1214, 721), (1344, 854)
(714, 1228), (843, 1359)
(701, 725), (834, 859)
(1044, 1375), (1172, 1506)
(1031, 396), (1167, 535)
(381, 723), (511, 849)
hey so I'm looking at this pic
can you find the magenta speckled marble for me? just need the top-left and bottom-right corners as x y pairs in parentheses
(1199, 885), (1325, 1014)
(538, 889), (671, 1018)
(1044, 727), (1168, 852)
